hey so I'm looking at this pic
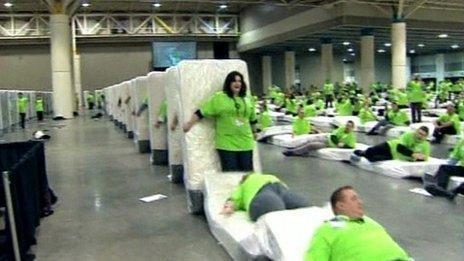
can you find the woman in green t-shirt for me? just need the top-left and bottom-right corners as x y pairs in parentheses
(183, 71), (257, 172)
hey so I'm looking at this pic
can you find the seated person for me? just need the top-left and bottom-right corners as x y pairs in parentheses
(304, 99), (318, 117)
(367, 102), (410, 135)
(358, 101), (378, 124)
(335, 96), (353, 116)
(353, 127), (430, 162)
(305, 186), (410, 261)
(423, 140), (464, 199)
(283, 121), (356, 157)
(256, 103), (273, 132)
(293, 106), (319, 136)
(432, 104), (461, 144)
(284, 94), (298, 115)
(221, 173), (309, 221)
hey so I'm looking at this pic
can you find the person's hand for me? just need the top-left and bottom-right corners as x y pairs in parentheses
(183, 121), (193, 133)
(170, 123), (177, 132)
(412, 153), (425, 161)
(154, 122), (161, 129)
(220, 202), (235, 216)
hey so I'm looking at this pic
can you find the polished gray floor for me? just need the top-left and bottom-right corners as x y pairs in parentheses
(2, 116), (463, 261)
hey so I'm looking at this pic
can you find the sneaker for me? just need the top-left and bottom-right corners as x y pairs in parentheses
(353, 150), (365, 157)
(350, 154), (361, 163)
(424, 184), (456, 200)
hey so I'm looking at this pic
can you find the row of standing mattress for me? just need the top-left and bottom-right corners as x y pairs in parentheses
(0, 90), (53, 131)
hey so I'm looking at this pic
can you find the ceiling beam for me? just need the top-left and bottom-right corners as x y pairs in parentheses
(403, 0), (427, 19)
(397, 0), (405, 18)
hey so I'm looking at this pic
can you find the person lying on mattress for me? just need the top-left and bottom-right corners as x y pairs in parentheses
(256, 103), (273, 132)
(293, 106), (320, 136)
(305, 186), (411, 261)
(367, 101), (410, 135)
(358, 100), (378, 125)
(334, 96), (353, 116)
(423, 139), (464, 200)
(432, 104), (461, 144)
(221, 173), (309, 221)
(304, 99), (318, 118)
(183, 71), (257, 172)
(282, 121), (356, 157)
(353, 127), (430, 163)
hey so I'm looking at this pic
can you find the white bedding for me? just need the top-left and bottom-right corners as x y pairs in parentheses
(256, 125), (293, 142)
(309, 116), (334, 128)
(353, 157), (447, 179)
(133, 76), (150, 142)
(269, 133), (328, 148)
(164, 67), (183, 166)
(309, 143), (370, 161)
(423, 108), (446, 117)
(386, 122), (435, 139)
(332, 116), (378, 133)
(147, 72), (168, 151)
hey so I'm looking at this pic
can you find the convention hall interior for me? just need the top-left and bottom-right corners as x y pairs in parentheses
(0, 0), (463, 260)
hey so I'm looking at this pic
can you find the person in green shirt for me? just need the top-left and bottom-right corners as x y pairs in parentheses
(283, 121), (356, 157)
(407, 76), (425, 123)
(256, 104), (273, 132)
(87, 92), (95, 110)
(358, 102), (377, 124)
(335, 97), (353, 116)
(323, 80), (334, 108)
(154, 100), (167, 128)
(17, 92), (29, 129)
(304, 99), (318, 118)
(35, 95), (45, 121)
(456, 94), (464, 120)
(367, 102), (410, 135)
(221, 173), (308, 221)
(284, 93), (298, 115)
(292, 106), (318, 136)
(183, 71), (257, 172)
(305, 186), (410, 261)
(432, 104), (461, 144)
(354, 127), (430, 162)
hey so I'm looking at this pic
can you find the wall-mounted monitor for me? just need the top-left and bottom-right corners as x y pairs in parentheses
(152, 41), (197, 69)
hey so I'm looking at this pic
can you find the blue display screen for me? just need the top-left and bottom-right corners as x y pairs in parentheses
(152, 42), (197, 68)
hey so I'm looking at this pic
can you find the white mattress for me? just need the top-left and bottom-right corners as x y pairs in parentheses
(122, 81), (134, 131)
(165, 67), (183, 165)
(423, 108), (446, 116)
(309, 116), (334, 128)
(256, 125), (293, 142)
(332, 116), (379, 133)
(269, 133), (328, 148)
(256, 206), (333, 261)
(268, 110), (285, 122)
(177, 59), (261, 191)
(280, 115), (294, 123)
(386, 122), (435, 139)
(133, 76), (150, 141)
(147, 72), (168, 150)
(309, 143), (370, 161)
(353, 157), (447, 179)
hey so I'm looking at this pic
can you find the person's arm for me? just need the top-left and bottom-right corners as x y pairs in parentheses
(170, 113), (179, 131)
(221, 184), (243, 215)
(341, 133), (356, 148)
(304, 227), (331, 261)
(183, 94), (218, 132)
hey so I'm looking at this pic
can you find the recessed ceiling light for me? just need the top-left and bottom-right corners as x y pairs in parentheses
(409, 50), (416, 54)
(384, 43), (391, 47)
(377, 49), (386, 53)
(350, 53), (355, 56)
(82, 2), (90, 7)
(451, 44), (460, 49)
(308, 48), (316, 52)
(219, 4), (228, 9)
(438, 34), (448, 38)
(342, 41), (350, 46)
(347, 48), (354, 52)
(4, 2), (12, 8)
(418, 43), (425, 47)
(153, 3), (161, 7)
(342, 58), (348, 62)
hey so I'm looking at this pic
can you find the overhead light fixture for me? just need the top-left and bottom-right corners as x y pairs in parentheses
(438, 33), (448, 38)
(347, 48), (354, 52)
(350, 53), (355, 56)
(409, 49), (416, 54)
(377, 49), (386, 53)
(342, 58), (348, 62)
(418, 43), (425, 47)
(153, 2), (162, 8)
(219, 4), (228, 9)
(342, 41), (350, 46)
(82, 2), (90, 7)
(4, 1), (13, 7)
(451, 44), (460, 49)
(308, 48), (316, 52)
(384, 43), (391, 47)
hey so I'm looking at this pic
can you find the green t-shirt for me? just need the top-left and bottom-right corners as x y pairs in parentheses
(315, 99), (325, 110)
(257, 111), (273, 130)
(387, 132), (431, 161)
(387, 110), (409, 126)
(457, 101), (464, 120)
(230, 174), (282, 214)
(323, 83), (334, 95)
(200, 92), (256, 151)
(327, 127), (356, 148)
(285, 98), (297, 114)
(157, 100), (167, 122)
(87, 93), (95, 103)
(293, 117), (311, 135)
(305, 215), (410, 261)
(406, 81), (425, 103)
(18, 97), (29, 113)
(438, 112), (461, 134)
(450, 140), (464, 166)
(396, 92), (409, 106)
(304, 104), (318, 117)
(274, 93), (285, 107)
(336, 100), (353, 116)
(35, 98), (44, 112)
(358, 108), (377, 124)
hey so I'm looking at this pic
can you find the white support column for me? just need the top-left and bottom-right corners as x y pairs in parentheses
(321, 39), (333, 84)
(435, 53), (445, 84)
(361, 29), (375, 94)
(262, 56), (272, 94)
(391, 22), (407, 89)
(73, 54), (82, 110)
(50, 14), (74, 118)
(284, 51), (295, 91)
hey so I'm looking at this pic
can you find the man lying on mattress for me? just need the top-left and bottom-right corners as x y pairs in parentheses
(305, 186), (411, 261)
(292, 106), (320, 136)
(283, 121), (356, 157)
(220, 173), (309, 221)
(352, 127), (430, 163)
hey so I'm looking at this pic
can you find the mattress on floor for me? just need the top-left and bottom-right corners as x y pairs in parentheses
(147, 72), (168, 150)
(133, 76), (150, 141)
(204, 173), (262, 260)
(165, 67), (183, 165)
(423, 108), (446, 117)
(256, 125), (292, 142)
(421, 116), (438, 123)
(332, 116), (379, 133)
(442, 135), (462, 145)
(268, 111), (285, 121)
(309, 116), (334, 128)
(387, 122), (435, 139)
(177, 60), (261, 193)
(255, 206), (333, 261)
(353, 157), (447, 179)
(308, 143), (370, 161)
(269, 133), (329, 148)
(280, 114), (294, 123)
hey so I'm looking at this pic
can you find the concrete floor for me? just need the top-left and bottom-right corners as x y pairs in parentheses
(2, 115), (463, 261)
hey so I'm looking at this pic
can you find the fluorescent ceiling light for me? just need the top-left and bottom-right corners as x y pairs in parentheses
(384, 43), (391, 47)
(377, 49), (386, 53)
(350, 53), (355, 56)
(438, 33), (448, 38)
(409, 50), (416, 54)
(308, 48), (316, 52)
(4, 2), (12, 7)
(342, 58), (348, 62)
(347, 48), (354, 52)
(418, 43), (425, 47)
(153, 3), (161, 7)
(342, 41), (350, 46)
(451, 44), (460, 49)
(82, 2), (90, 7)
(219, 4), (228, 9)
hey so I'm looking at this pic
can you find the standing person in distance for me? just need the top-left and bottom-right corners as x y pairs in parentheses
(183, 71), (257, 172)
(17, 92), (29, 129)
(407, 75), (426, 123)
(36, 94), (44, 121)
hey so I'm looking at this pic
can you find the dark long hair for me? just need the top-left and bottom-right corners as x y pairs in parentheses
(222, 71), (247, 98)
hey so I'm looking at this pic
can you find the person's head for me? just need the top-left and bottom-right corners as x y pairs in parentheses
(414, 75), (421, 82)
(306, 98), (313, 105)
(415, 126), (429, 141)
(330, 186), (364, 219)
(18, 92), (23, 98)
(325, 79), (331, 84)
(390, 102), (399, 111)
(446, 104), (456, 114)
(223, 71), (246, 97)
(297, 105), (305, 118)
(345, 120), (355, 132)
